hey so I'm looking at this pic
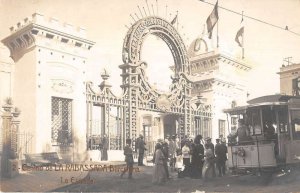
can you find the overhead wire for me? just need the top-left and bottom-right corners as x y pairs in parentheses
(198, 0), (300, 37)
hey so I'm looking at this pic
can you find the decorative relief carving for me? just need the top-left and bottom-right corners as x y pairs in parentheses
(193, 80), (213, 91)
(51, 79), (73, 94)
(156, 94), (171, 112)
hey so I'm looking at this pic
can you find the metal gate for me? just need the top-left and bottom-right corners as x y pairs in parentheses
(86, 16), (212, 151)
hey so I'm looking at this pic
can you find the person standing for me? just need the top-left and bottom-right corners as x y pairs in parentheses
(233, 119), (251, 145)
(182, 141), (191, 176)
(202, 143), (215, 181)
(168, 136), (176, 171)
(191, 135), (204, 178)
(181, 135), (188, 149)
(138, 134), (147, 166)
(152, 143), (167, 185)
(215, 138), (227, 177)
(101, 134), (108, 161)
(134, 136), (140, 159)
(120, 139), (134, 179)
(205, 137), (216, 177)
(162, 140), (170, 179)
(175, 135), (181, 156)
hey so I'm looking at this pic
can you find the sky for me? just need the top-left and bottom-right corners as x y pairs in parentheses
(1, 0), (300, 99)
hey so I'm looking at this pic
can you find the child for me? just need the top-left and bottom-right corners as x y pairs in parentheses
(120, 139), (134, 179)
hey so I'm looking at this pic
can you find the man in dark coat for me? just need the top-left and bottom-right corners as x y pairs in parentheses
(101, 134), (108, 161)
(215, 138), (227, 176)
(233, 119), (252, 145)
(120, 138), (134, 179)
(162, 140), (170, 178)
(138, 135), (147, 166)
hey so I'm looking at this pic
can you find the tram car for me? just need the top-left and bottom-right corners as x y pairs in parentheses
(224, 94), (300, 173)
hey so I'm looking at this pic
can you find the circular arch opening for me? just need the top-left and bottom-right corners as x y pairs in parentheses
(141, 34), (174, 92)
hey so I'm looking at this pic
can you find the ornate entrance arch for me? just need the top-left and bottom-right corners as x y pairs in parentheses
(122, 16), (190, 74)
(86, 16), (212, 151)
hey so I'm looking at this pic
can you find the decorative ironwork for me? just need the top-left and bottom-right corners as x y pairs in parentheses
(51, 97), (72, 145)
(86, 16), (213, 151)
(109, 135), (121, 150)
(122, 16), (190, 74)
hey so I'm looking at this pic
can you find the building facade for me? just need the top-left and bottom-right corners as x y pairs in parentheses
(1, 13), (94, 161)
(188, 36), (251, 140)
(1, 13), (252, 161)
(278, 63), (300, 96)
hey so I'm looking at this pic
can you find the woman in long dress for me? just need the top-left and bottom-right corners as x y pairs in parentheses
(202, 143), (214, 181)
(152, 143), (167, 185)
(191, 135), (204, 178)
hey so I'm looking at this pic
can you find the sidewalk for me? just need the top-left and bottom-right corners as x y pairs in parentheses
(0, 161), (125, 192)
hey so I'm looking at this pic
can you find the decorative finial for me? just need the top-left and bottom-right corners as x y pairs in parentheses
(101, 68), (110, 81)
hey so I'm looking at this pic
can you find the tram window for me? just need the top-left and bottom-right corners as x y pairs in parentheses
(231, 117), (238, 132)
(278, 108), (288, 133)
(249, 110), (262, 135)
(291, 110), (300, 140)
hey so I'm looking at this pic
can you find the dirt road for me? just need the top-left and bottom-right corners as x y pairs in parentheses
(52, 165), (300, 192)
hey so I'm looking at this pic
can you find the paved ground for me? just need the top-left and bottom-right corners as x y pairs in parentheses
(0, 161), (122, 192)
(52, 165), (300, 193)
(1, 161), (300, 192)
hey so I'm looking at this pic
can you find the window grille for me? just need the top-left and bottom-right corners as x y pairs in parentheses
(51, 97), (72, 145)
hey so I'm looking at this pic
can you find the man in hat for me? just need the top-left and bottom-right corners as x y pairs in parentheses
(162, 139), (170, 178)
(205, 137), (216, 177)
(168, 136), (177, 171)
(205, 137), (214, 155)
(215, 138), (227, 177)
(233, 119), (251, 145)
(121, 138), (134, 179)
(137, 134), (147, 166)
(101, 134), (108, 161)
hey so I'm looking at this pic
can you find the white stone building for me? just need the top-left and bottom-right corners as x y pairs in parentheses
(1, 13), (94, 161)
(278, 63), (300, 96)
(0, 13), (252, 161)
(187, 36), (251, 140)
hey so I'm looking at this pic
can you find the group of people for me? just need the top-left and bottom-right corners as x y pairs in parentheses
(88, 135), (109, 161)
(228, 119), (276, 146)
(120, 134), (228, 184)
(152, 134), (228, 184)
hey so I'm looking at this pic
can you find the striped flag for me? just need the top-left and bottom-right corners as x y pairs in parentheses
(235, 16), (244, 47)
(206, 1), (219, 39)
(171, 14), (177, 25)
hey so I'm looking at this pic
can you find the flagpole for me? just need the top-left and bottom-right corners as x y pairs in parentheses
(138, 6), (144, 18)
(176, 10), (179, 31)
(156, 0), (158, 16)
(217, 0), (219, 48)
(242, 11), (244, 59)
(165, 5), (167, 19)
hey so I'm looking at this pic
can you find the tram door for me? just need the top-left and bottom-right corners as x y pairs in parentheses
(277, 106), (289, 162)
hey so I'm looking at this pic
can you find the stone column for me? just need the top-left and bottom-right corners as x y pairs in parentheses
(11, 111), (21, 158)
(1, 103), (20, 178)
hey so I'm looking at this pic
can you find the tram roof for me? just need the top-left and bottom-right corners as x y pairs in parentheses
(224, 94), (300, 114)
(247, 94), (300, 104)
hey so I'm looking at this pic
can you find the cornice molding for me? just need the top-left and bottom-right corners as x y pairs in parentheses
(189, 51), (251, 72)
(1, 14), (95, 62)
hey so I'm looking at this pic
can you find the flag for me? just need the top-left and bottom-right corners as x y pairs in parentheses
(235, 27), (244, 47)
(206, 1), (219, 39)
(235, 16), (244, 47)
(171, 14), (177, 25)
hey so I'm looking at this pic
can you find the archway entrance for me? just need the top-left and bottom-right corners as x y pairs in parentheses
(163, 114), (179, 138)
(86, 16), (212, 156)
(141, 34), (173, 92)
